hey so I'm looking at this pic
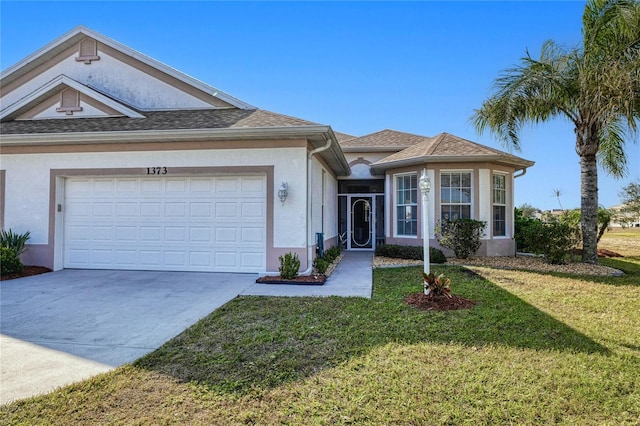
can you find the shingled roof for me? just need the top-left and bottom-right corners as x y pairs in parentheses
(371, 132), (534, 171)
(339, 129), (428, 151)
(0, 108), (320, 134)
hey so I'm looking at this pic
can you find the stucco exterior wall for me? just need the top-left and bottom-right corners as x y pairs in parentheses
(309, 156), (339, 253)
(2, 47), (213, 111)
(1, 145), (310, 272)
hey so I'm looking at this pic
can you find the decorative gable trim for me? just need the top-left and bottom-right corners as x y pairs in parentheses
(75, 38), (100, 64)
(56, 88), (83, 115)
(0, 75), (145, 121)
(1, 26), (255, 110)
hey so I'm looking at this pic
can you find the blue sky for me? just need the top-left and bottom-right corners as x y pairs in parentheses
(2, 1), (638, 211)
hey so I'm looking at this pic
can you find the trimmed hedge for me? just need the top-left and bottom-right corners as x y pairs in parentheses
(375, 244), (446, 264)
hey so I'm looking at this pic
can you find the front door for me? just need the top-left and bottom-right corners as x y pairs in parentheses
(349, 196), (373, 250)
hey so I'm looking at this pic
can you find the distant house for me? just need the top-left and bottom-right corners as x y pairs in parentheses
(0, 26), (534, 274)
(609, 204), (640, 228)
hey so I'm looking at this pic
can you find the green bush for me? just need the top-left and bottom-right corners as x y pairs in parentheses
(0, 247), (23, 276)
(435, 219), (486, 259)
(375, 244), (446, 264)
(323, 246), (342, 264)
(517, 219), (578, 264)
(0, 229), (31, 255)
(278, 252), (300, 280)
(429, 247), (447, 264)
(313, 258), (330, 274)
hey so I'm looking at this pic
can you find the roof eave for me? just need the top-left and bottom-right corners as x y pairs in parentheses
(370, 155), (535, 174)
(0, 125), (352, 175)
(340, 146), (412, 153)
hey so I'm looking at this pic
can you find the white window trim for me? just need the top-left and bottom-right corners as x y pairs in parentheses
(492, 172), (510, 239)
(393, 172), (418, 239)
(439, 169), (474, 221)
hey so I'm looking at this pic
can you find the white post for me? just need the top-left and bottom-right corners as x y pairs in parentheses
(419, 168), (431, 295)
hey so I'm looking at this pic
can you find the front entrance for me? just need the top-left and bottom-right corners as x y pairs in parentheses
(350, 196), (373, 249)
(338, 179), (385, 251)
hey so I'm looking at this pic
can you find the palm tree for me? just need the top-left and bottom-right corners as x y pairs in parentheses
(473, 0), (640, 264)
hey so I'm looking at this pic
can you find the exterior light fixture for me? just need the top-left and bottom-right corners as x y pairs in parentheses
(419, 168), (431, 294)
(278, 181), (289, 205)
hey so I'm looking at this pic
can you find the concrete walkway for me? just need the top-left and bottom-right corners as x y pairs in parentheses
(0, 251), (373, 405)
(242, 251), (373, 298)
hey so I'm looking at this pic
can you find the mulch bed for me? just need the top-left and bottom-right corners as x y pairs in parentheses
(405, 293), (477, 311)
(0, 265), (52, 281)
(256, 274), (327, 285)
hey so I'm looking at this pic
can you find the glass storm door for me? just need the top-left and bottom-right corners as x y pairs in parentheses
(350, 196), (373, 250)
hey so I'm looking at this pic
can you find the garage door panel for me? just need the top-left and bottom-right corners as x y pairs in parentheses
(64, 176), (266, 272)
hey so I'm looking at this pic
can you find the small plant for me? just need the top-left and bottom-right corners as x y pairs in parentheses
(313, 257), (330, 275)
(0, 247), (23, 276)
(0, 229), (31, 255)
(323, 246), (342, 264)
(278, 252), (300, 280)
(422, 271), (451, 297)
(436, 219), (486, 259)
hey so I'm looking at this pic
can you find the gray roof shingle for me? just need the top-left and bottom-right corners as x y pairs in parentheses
(0, 108), (319, 135)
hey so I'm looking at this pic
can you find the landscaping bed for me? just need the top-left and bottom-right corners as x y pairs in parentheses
(0, 265), (52, 281)
(255, 274), (326, 285)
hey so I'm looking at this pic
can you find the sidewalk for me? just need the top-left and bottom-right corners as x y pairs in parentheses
(242, 251), (373, 298)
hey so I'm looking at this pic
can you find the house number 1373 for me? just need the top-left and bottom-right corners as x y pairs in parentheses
(146, 167), (168, 175)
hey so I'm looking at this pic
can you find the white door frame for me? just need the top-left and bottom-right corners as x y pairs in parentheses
(347, 194), (375, 251)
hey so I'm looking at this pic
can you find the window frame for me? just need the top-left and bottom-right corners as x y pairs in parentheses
(393, 172), (418, 238)
(440, 170), (473, 222)
(492, 173), (508, 237)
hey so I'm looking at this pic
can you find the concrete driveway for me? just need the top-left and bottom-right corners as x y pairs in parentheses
(0, 269), (257, 404)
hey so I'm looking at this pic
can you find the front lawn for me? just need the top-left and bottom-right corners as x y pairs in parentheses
(2, 259), (639, 425)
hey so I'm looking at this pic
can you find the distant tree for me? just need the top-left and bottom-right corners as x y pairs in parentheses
(619, 180), (640, 223)
(518, 203), (538, 219)
(473, 0), (640, 264)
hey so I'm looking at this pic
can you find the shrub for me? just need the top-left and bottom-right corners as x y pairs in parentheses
(375, 244), (446, 264)
(278, 252), (300, 280)
(0, 229), (31, 255)
(0, 247), (23, 276)
(518, 219), (578, 264)
(313, 257), (330, 274)
(435, 219), (486, 259)
(323, 246), (342, 264)
(429, 247), (447, 264)
(376, 244), (422, 260)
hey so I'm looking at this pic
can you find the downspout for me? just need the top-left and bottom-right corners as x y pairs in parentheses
(303, 135), (333, 275)
(514, 167), (527, 179)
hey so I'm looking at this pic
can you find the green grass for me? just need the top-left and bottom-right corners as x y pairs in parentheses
(2, 262), (639, 425)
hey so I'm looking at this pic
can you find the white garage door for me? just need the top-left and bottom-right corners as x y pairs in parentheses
(63, 175), (266, 272)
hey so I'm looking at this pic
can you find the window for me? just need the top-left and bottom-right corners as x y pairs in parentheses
(395, 174), (417, 236)
(493, 174), (506, 236)
(441, 172), (471, 221)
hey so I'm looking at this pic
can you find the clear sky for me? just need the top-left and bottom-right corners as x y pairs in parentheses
(2, 1), (638, 211)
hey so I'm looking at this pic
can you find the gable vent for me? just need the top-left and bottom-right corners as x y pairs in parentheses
(75, 38), (100, 64)
(56, 88), (83, 115)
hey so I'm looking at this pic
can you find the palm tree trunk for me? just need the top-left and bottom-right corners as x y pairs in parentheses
(580, 151), (599, 264)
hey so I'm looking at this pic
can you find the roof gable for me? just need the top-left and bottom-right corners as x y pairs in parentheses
(339, 129), (429, 152)
(1, 75), (144, 121)
(1, 26), (254, 113)
(371, 132), (535, 171)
